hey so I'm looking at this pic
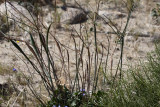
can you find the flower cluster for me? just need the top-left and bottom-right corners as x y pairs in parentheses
(80, 89), (86, 96)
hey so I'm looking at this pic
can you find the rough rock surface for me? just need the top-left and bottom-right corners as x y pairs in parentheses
(61, 7), (88, 24)
(0, 1), (35, 38)
(0, 2), (35, 24)
(0, 0), (66, 6)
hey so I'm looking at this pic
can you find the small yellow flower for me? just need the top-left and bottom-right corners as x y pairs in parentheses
(17, 41), (19, 43)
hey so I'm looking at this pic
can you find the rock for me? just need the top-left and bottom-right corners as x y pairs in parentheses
(98, 11), (114, 19)
(98, 10), (126, 20)
(18, 1), (36, 15)
(0, 75), (8, 85)
(0, 1), (35, 23)
(61, 7), (89, 24)
(153, 0), (160, 2)
(0, 83), (9, 94)
(0, 76), (14, 97)
(151, 33), (160, 43)
(0, 0), (66, 7)
(152, 17), (160, 25)
(115, 13), (126, 19)
(0, 1), (35, 36)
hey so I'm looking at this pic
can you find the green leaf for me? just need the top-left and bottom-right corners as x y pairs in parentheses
(11, 40), (31, 62)
(46, 22), (53, 51)
(29, 33), (40, 57)
(71, 100), (77, 106)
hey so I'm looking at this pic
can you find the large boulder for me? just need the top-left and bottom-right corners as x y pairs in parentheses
(42, 6), (89, 27)
(0, 1), (35, 24)
(0, 1), (35, 37)
(0, 0), (66, 6)
(61, 7), (89, 24)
